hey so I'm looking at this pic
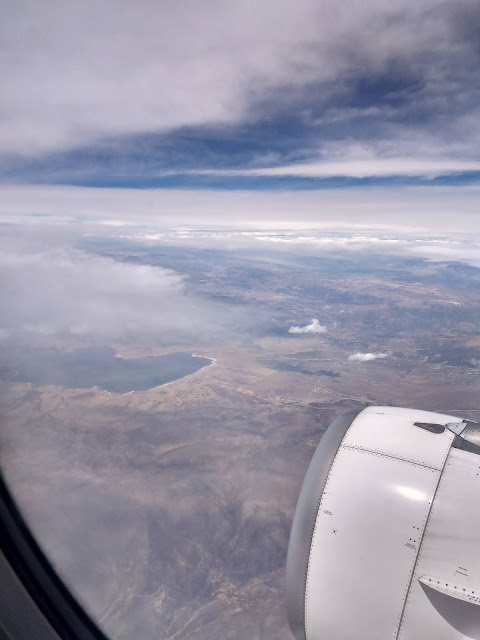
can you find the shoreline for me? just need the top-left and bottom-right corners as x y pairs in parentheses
(119, 354), (216, 396)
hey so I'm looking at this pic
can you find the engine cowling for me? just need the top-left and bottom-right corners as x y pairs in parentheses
(286, 406), (480, 640)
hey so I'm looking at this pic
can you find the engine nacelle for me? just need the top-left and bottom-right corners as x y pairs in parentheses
(286, 406), (480, 640)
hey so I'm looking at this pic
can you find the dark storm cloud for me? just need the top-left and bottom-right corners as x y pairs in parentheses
(1, 0), (480, 183)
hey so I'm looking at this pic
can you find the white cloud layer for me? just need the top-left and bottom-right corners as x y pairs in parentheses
(289, 319), (327, 334)
(0, 0), (341, 153)
(348, 352), (388, 362)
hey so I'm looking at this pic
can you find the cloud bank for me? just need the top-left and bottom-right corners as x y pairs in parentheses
(348, 352), (388, 362)
(0, 245), (181, 339)
(289, 319), (327, 335)
(0, 224), (233, 343)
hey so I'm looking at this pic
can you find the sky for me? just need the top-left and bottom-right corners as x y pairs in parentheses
(1, 8), (479, 636)
(1, 0), (480, 343)
(1, 0), (480, 194)
(2, 6), (480, 636)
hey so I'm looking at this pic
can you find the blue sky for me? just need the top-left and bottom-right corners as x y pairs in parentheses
(1, 0), (480, 191)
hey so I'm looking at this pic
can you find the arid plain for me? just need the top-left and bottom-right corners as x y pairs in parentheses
(2, 237), (480, 639)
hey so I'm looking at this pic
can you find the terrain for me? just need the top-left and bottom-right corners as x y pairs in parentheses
(2, 236), (480, 640)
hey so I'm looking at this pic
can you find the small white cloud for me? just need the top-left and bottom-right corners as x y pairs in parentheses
(348, 352), (387, 362)
(289, 318), (327, 334)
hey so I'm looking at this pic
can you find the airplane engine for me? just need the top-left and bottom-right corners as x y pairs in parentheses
(286, 406), (480, 640)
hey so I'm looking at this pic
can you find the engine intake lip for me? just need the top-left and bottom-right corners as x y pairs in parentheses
(285, 407), (364, 640)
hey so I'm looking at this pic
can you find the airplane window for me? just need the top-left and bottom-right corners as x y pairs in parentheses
(1, 2), (479, 639)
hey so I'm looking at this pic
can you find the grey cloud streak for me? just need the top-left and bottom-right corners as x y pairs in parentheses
(165, 158), (480, 180)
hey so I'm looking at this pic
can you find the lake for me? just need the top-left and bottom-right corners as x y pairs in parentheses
(5, 347), (213, 394)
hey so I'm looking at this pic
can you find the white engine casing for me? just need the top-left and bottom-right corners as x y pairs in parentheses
(286, 406), (480, 640)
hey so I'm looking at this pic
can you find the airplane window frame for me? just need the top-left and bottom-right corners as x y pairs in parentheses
(0, 469), (109, 640)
